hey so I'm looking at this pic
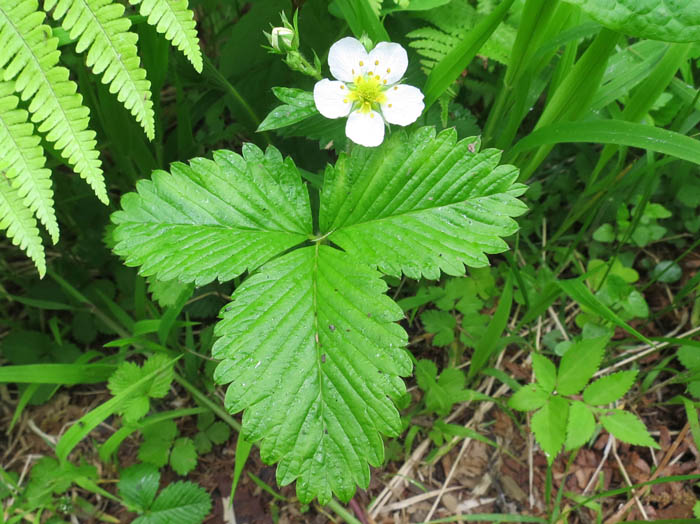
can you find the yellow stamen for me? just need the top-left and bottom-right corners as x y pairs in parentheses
(374, 60), (379, 65)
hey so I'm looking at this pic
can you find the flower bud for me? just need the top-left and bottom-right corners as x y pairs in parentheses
(270, 26), (295, 53)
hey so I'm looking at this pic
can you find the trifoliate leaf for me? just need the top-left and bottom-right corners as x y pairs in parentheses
(212, 245), (411, 504)
(134, 481), (211, 524)
(112, 145), (312, 286)
(557, 336), (608, 396)
(420, 309), (456, 346)
(561, 0), (700, 42)
(118, 463), (160, 511)
(508, 383), (549, 412)
(583, 370), (638, 406)
(565, 401), (596, 451)
(600, 410), (659, 448)
(320, 128), (527, 280)
(170, 437), (197, 476)
(531, 396), (569, 464)
(531, 353), (556, 394)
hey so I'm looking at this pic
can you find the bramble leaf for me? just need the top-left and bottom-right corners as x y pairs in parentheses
(112, 145), (312, 286)
(532, 396), (569, 464)
(583, 370), (638, 406)
(557, 336), (607, 396)
(213, 245), (410, 504)
(565, 401), (596, 451)
(508, 383), (549, 412)
(531, 353), (556, 393)
(600, 410), (659, 448)
(321, 128), (527, 279)
(531, 397), (569, 464)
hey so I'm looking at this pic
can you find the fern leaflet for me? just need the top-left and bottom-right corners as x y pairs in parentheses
(0, 0), (106, 203)
(46, 0), (156, 139)
(129, 0), (203, 73)
(0, 173), (45, 276)
(0, 80), (57, 243)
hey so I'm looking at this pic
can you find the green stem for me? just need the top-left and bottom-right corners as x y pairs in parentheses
(326, 499), (363, 524)
(202, 57), (271, 145)
(174, 373), (242, 432)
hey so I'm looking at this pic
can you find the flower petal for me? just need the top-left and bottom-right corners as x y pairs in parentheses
(328, 37), (369, 82)
(368, 42), (408, 85)
(345, 110), (385, 147)
(314, 79), (352, 118)
(380, 84), (425, 126)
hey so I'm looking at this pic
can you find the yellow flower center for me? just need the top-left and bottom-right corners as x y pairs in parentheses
(347, 74), (387, 113)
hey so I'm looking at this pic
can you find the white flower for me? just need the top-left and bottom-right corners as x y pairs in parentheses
(313, 37), (425, 147)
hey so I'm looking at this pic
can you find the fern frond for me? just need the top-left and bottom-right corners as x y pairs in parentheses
(129, 0), (202, 73)
(0, 173), (46, 276)
(0, 0), (106, 204)
(0, 80), (58, 243)
(45, 0), (155, 139)
(407, 0), (515, 74)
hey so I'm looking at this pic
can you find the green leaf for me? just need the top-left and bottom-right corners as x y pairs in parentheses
(508, 383), (549, 412)
(559, 278), (653, 345)
(134, 481), (211, 524)
(128, 0), (203, 73)
(592, 223), (614, 243)
(0, 363), (114, 384)
(531, 353), (556, 393)
(678, 345), (700, 370)
(56, 356), (179, 461)
(565, 401), (596, 451)
(0, 81), (58, 244)
(193, 432), (212, 455)
(47, 0), (155, 139)
(118, 463), (160, 511)
(0, 172), (46, 276)
(170, 437), (197, 476)
(142, 354), (174, 398)
(258, 88), (318, 132)
(112, 144), (312, 286)
(560, 0), (700, 43)
(600, 410), (659, 448)
(583, 370), (638, 406)
(511, 120), (700, 169)
(321, 128), (527, 280)
(212, 245), (410, 504)
(420, 309), (456, 346)
(206, 422), (231, 445)
(557, 336), (607, 396)
(531, 396), (569, 464)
